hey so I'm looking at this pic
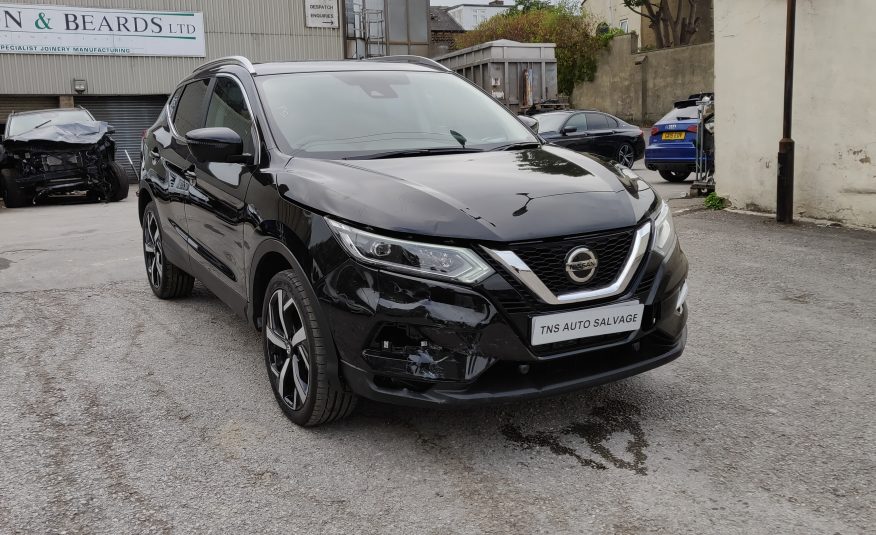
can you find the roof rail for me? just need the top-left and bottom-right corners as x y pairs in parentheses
(193, 55), (256, 74)
(364, 55), (450, 72)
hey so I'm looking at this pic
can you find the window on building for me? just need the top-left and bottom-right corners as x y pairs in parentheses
(619, 19), (629, 33)
(172, 78), (210, 136)
(473, 9), (487, 25)
(205, 77), (254, 155)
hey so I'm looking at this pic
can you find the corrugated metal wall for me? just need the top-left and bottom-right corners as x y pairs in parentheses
(0, 0), (344, 96)
(77, 95), (168, 181)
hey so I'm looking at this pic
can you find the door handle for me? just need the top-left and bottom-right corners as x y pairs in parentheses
(184, 169), (197, 186)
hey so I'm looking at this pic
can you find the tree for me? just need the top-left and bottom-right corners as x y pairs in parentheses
(622, 0), (701, 48)
(456, 3), (608, 95)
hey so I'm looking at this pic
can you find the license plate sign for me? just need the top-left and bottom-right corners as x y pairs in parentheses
(531, 302), (644, 346)
(662, 132), (685, 140)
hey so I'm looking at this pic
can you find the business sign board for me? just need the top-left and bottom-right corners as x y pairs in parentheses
(304, 0), (339, 29)
(0, 3), (205, 57)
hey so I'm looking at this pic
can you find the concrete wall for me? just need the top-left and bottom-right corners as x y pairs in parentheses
(570, 33), (713, 125)
(715, 0), (876, 227)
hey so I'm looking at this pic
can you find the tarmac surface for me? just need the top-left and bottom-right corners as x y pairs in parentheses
(1, 184), (873, 534)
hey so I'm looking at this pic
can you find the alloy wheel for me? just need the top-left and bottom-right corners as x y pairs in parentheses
(265, 288), (310, 410)
(143, 212), (163, 288)
(618, 144), (635, 168)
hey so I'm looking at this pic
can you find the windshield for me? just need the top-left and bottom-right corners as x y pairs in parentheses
(256, 70), (538, 159)
(7, 109), (94, 136)
(659, 106), (699, 123)
(535, 113), (569, 133)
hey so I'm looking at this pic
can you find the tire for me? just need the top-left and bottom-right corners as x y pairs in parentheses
(2, 169), (29, 208)
(142, 202), (194, 299)
(659, 170), (691, 182)
(106, 161), (129, 202)
(616, 143), (636, 168)
(262, 268), (357, 426)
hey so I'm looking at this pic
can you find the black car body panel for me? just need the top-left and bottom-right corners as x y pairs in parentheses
(139, 58), (688, 410)
(277, 146), (654, 242)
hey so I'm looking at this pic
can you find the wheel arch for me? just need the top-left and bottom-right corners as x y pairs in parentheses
(248, 238), (344, 390)
(138, 186), (154, 225)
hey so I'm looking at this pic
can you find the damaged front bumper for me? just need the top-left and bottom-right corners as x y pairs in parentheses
(315, 242), (689, 408)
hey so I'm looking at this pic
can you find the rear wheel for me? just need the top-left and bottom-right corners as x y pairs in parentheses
(659, 170), (691, 182)
(616, 143), (635, 168)
(263, 268), (357, 426)
(2, 169), (29, 208)
(142, 202), (194, 299)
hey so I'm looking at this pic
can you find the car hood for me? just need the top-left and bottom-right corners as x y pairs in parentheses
(2, 121), (110, 150)
(276, 145), (656, 243)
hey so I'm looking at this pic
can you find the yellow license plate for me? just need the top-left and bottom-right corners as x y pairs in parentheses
(662, 132), (686, 140)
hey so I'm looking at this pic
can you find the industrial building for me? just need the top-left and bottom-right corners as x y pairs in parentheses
(0, 0), (429, 175)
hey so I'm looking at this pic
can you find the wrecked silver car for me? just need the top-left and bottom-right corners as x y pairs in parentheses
(0, 108), (128, 208)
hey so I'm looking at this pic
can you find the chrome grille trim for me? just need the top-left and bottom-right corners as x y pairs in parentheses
(481, 223), (652, 305)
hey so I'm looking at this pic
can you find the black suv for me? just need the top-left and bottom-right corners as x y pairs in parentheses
(139, 56), (688, 426)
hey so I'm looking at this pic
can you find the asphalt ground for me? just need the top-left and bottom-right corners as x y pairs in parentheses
(0, 184), (873, 534)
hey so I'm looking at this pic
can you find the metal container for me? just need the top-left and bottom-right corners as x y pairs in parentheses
(435, 40), (563, 114)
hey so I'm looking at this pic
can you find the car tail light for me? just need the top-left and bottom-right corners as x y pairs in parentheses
(686, 125), (698, 133)
(650, 127), (659, 136)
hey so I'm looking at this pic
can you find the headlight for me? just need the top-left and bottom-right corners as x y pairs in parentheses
(652, 201), (677, 255)
(326, 219), (494, 284)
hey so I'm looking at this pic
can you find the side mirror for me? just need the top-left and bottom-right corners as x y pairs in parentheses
(518, 115), (539, 132)
(185, 127), (246, 163)
(106, 125), (116, 134)
(561, 126), (577, 135)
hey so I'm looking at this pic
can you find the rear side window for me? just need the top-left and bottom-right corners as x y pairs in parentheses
(584, 113), (610, 130)
(172, 79), (210, 136)
(205, 77), (254, 155)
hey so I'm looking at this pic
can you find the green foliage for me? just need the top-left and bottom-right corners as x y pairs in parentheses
(512, 0), (552, 13)
(456, 2), (611, 95)
(704, 192), (727, 210)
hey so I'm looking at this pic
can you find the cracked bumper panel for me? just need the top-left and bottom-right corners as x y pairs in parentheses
(314, 244), (688, 407)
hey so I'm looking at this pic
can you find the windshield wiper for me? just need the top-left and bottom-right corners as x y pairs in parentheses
(489, 141), (542, 151)
(13, 119), (53, 137)
(344, 147), (484, 160)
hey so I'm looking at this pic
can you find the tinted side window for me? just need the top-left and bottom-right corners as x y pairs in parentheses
(605, 115), (620, 128)
(205, 77), (254, 154)
(565, 114), (587, 131)
(585, 113), (609, 130)
(172, 79), (210, 136)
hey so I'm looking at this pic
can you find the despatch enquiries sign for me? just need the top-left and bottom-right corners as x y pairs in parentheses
(0, 3), (205, 57)
(305, 0), (339, 29)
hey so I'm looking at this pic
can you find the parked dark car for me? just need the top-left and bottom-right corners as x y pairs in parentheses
(0, 108), (128, 208)
(645, 94), (715, 182)
(139, 56), (688, 426)
(534, 110), (646, 168)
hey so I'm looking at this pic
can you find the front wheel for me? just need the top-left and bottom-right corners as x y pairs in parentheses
(142, 202), (194, 299)
(263, 268), (356, 426)
(106, 161), (129, 202)
(616, 143), (636, 168)
(2, 169), (29, 208)
(659, 170), (691, 182)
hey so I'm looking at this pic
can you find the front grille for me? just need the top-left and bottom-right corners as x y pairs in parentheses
(513, 228), (635, 295)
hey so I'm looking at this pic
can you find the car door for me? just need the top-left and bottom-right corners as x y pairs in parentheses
(145, 78), (211, 268)
(583, 112), (615, 158)
(183, 74), (259, 312)
(556, 113), (594, 152)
